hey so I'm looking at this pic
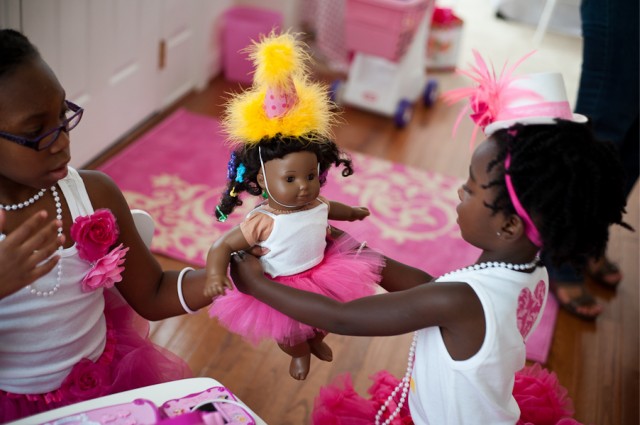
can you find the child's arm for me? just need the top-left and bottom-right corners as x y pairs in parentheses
(229, 252), (484, 348)
(327, 200), (369, 222)
(0, 210), (64, 299)
(80, 170), (226, 320)
(205, 226), (252, 297)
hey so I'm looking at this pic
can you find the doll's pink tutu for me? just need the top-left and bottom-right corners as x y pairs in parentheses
(209, 235), (383, 346)
(0, 290), (192, 422)
(311, 365), (582, 425)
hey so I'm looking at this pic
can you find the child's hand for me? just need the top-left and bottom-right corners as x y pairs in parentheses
(204, 273), (234, 298)
(229, 251), (266, 295)
(349, 206), (370, 221)
(0, 210), (64, 299)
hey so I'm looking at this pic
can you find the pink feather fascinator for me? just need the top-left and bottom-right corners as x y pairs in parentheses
(443, 50), (586, 146)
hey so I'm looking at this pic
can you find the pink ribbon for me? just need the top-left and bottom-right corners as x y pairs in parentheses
(496, 101), (572, 122)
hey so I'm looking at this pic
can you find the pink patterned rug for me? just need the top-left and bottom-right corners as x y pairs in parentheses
(98, 108), (556, 363)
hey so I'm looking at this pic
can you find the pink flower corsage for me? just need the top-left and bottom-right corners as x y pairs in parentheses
(81, 243), (129, 292)
(60, 358), (112, 403)
(71, 209), (129, 292)
(71, 208), (120, 262)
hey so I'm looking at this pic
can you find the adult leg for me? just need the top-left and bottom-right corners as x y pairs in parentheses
(548, 0), (638, 315)
(577, 0), (639, 289)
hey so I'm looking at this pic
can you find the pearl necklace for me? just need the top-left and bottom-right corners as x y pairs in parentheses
(0, 188), (47, 211)
(375, 332), (416, 425)
(374, 258), (540, 425)
(25, 185), (63, 296)
(439, 257), (540, 279)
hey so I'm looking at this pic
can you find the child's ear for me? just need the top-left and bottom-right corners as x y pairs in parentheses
(257, 172), (265, 189)
(500, 214), (525, 241)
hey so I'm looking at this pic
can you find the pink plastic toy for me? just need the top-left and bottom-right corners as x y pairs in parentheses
(222, 6), (282, 84)
(331, 0), (439, 127)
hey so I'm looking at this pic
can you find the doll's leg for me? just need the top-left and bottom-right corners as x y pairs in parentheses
(308, 331), (333, 362)
(278, 342), (311, 380)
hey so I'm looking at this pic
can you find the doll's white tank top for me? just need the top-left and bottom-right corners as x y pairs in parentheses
(250, 200), (329, 277)
(0, 167), (106, 394)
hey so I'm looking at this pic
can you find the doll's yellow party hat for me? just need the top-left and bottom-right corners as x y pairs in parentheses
(222, 31), (336, 145)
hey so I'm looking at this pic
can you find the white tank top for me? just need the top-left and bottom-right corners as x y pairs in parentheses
(409, 266), (549, 424)
(251, 200), (329, 277)
(0, 167), (107, 394)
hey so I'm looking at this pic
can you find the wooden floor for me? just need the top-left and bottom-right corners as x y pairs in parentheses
(87, 74), (639, 425)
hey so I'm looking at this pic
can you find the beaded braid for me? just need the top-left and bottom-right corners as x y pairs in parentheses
(481, 120), (631, 268)
(215, 134), (354, 221)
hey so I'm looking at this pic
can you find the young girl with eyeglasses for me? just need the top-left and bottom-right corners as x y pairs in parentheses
(205, 32), (384, 381)
(227, 53), (631, 424)
(0, 29), (217, 422)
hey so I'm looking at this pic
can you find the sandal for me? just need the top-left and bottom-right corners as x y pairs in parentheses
(550, 280), (602, 321)
(585, 257), (622, 289)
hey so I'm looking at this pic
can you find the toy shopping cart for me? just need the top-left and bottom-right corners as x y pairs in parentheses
(330, 0), (438, 127)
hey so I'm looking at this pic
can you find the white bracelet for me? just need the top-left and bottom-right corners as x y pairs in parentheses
(177, 267), (197, 314)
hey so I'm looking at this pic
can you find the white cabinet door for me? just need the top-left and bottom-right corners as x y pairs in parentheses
(15, 0), (225, 167)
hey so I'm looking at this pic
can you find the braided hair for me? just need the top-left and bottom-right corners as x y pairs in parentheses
(215, 134), (353, 221)
(0, 29), (39, 79)
(483, 120), (631, 268)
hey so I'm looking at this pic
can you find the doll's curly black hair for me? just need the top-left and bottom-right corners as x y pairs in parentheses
(482, 120), (632, 268)
(215, 134), (353, 221)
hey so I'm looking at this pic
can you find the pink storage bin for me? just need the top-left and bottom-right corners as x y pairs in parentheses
(222, 6), (282, 84)
(345, 0), (430, 62)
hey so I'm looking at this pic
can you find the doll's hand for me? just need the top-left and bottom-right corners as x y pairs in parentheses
(0, 210), (64, 299)
(246, 245), (270, 257)
(349, 206), (370, 221)
(229, 251), (265, 295)
(204, 273), (234, 298)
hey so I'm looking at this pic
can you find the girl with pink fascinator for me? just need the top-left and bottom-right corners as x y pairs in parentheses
(227, 51), (629, 424)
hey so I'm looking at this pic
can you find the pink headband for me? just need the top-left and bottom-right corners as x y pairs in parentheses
(504, 153), (542, 247)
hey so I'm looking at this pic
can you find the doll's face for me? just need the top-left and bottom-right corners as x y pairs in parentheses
(259, 150), (321, 210)
(455, 138), (507, 249)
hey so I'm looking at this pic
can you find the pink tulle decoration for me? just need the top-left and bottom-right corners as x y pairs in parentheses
(442, 49), (539, 147)
(71, 209), (120, 262)
(81, 244), (129, 292)
(514, 363), (580, 425)
(312, 372), (414, 425)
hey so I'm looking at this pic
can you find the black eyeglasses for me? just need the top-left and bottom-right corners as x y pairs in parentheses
(0, 100), (84, 151)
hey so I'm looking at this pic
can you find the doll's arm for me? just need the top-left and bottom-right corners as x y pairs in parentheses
(205, 226), (253, 298)
(0, 210), (64, 299)
(327, 225), (433, 292)
(378, 256), (434, 292)
(327, 200), (370, 222)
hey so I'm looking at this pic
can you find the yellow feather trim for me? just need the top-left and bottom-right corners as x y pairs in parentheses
(249, 32), (308, 89)
(222, 32), (337, 145)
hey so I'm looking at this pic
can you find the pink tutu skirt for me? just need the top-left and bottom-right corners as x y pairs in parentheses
(0, 290), (192, 423)
(312, 365), (583, 425)
(209, 236), (383, 346)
